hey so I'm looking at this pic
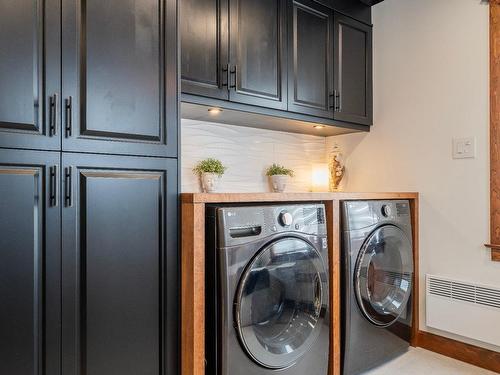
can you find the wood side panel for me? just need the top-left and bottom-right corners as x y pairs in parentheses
(489, 0), (500, 261)
(325, 200), (341, 375)
(416, 331), (500, 374)
(410, 197), (420, 345)
(181, 203), (205, 375)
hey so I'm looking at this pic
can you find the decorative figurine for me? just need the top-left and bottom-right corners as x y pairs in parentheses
(329, 146), (345, 191)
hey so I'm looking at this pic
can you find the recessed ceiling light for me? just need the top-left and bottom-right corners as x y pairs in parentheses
(208, 108), (223, 115)
(313, 125), (325, 129)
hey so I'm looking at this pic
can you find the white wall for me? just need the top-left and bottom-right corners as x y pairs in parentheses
(329, 0), (500, 350)
(181, 119), (326, 192)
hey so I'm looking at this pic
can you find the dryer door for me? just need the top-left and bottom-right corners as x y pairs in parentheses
(354, 225), (413, 327)
(234, 237), (328, 369)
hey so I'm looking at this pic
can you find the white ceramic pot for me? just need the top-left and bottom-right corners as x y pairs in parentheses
(201, 172), (221, 193)
(270, 175), (289, 193)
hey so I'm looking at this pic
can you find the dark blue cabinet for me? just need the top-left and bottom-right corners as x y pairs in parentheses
(0, 0), (61, 151)
(61, 0), (178, 157)
(181, 0), (374, 128)
(0, 149), (61, 375)
(333, 13), (373, 125)
(61, 153), (178, 375)
(0, 0), (179, 374)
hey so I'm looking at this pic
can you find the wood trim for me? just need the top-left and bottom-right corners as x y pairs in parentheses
(489, 0), (500, 262)
(416, 331), (500, 373)
(493, 248), (500, 261)
(181, 192), (419, 204)
(325, 200), (341, 375)
(181, 202), (206, 375)
(485, 244), (500, 261)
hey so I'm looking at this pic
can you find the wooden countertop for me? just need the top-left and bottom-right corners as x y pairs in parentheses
(181, 191), (419, 203)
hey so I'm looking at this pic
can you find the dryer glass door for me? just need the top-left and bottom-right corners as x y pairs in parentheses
(235, 237), (328, 369)
(354, 225), (413, 327)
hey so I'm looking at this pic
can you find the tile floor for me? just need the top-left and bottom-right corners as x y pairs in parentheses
(363, 347), (497, 375)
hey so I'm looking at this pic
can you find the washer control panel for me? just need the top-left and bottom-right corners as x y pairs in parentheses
(216, 204), (327, 247)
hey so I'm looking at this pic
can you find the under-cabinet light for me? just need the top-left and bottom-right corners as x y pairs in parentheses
(208, 108), (223, 115)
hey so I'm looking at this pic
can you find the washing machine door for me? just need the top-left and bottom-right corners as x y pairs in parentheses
(235, 237), (327, 369)
(354, 225), (413, 327)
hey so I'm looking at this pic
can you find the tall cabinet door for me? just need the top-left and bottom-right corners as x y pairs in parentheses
(62, 153), (178, 375)
(62, 0), (178, 157)
(288, 0), (333, 118)
(228, 0), (287, 109)
(181, 0), (229, 100)
(333, 13), (373, 125)
(0, 0), (60, 151)
(0, 149), (61, 375)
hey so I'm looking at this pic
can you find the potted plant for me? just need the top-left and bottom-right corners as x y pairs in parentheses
(266, 163), (294, 193)
(193, 158), (227, 193)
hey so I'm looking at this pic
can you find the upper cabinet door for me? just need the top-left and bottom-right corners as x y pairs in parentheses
(333, 13), (373, 125)
(0, 0), (60, 151)
(62, 0), (177, 157)
(228, 0), (287, 110)
(181, 0), (229, 100)
(288, 0), (333, 118)
(0, 149), (61, 375)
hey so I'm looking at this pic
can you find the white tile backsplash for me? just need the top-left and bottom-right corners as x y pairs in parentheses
(181, 119), (327, 192)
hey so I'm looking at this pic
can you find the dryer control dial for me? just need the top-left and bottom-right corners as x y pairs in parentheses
(279, 211), (293, 227)
(381, 204), (392, 217)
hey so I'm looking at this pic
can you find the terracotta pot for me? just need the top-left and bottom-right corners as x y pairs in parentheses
(269, 175), (289, 193)
(201, 172), (221, 193)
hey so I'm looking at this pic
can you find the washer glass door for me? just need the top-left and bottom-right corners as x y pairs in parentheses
(235, 237), (327, 369)
(354, 225), (413, 327)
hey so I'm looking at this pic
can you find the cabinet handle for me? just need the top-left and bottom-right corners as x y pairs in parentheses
(222, 64), (230, 88)
(64, 166), (72, 207)
(65, 97), (73, 138)
(49, 165), (58, 207)
(331, 90), (341, 112)
(230, 65), (237, 89)
(337, 91), (342, 112)
(49, 94), (58, 137)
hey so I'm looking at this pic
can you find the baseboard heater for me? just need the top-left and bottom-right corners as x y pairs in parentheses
(426, 274), (500, 347)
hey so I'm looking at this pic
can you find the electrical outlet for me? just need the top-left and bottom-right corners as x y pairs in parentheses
(452, 137), (476, 159)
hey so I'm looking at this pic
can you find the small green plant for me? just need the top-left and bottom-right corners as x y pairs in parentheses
(265, 163), (295, 177)
(193, 158), (227, 177)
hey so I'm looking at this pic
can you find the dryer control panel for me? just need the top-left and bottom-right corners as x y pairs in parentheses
(215, 204), (327, 248)
(342, 200), (411, 231)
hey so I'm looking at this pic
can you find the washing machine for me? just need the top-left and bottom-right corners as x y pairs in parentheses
(341, 200), (414, 375)
(205, 204), (330, 375)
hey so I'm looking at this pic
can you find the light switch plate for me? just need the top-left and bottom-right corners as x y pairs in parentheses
(452, 137), (476, 159)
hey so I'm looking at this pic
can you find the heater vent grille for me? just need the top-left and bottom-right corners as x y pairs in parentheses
(427, 276), (500, 309)
(476, 286), (500, 309)
(426, 275), (500, 346)
(428, 277), (451, 298)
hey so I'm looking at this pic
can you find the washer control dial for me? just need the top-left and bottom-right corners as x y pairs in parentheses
(381, 204), (392, 217)
(279, 211), (293, 227)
